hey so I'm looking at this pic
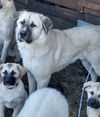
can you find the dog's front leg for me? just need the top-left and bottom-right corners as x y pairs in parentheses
(27, 71), (37, 94)
(36, 75), (51, 89)
(0, 105), (4, 117)
(12, 104), (24, 117)
(81, 58), (98, 81)
(0, 40), (11, 63)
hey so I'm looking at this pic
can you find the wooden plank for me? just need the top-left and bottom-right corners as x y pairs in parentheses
(78, 0), (100, 11)
(15, 0), (80, 23)
(85, 13), (100, 24)
(84, 8), (100, 17)
(85, 0), (100, 4)
(45, 0), (82, 11)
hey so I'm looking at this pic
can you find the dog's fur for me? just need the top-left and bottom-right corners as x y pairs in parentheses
(83, 81), (100, 117)
(16, 11), (100, 94)
(17, 88), (69, 117)
(0, 0), (16, 63)
(0, 63), (27, 117)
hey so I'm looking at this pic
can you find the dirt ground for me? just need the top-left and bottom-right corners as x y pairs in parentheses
(5, 16), (89, 117)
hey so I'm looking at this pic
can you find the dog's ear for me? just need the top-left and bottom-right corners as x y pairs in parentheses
(42, 16), (53, 33)
(0, 64), (4, 83)
(83, 81), (93, 91)
(17, 64), (26, 79)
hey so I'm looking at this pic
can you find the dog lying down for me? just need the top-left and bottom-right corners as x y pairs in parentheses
(83, 81), (100, 117)
(17, 88), (69, 117)
(0, 63), (27, 117)
(16, 10), (100, 93)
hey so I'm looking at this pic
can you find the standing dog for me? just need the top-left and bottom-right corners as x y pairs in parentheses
(0, 0), (16, 63)
(0, 63), (27, 117)
(17, 88), (69, 117)
(83, 81), (100, 117)
(15, 11), (100, 94)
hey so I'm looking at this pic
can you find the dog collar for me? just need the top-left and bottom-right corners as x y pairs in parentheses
(8, 82), (18, 90)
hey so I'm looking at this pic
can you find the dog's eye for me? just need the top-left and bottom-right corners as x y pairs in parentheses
(30, 23), (36, 28)
(3, 70), (8, 75)
(98, 94), (100, 98)
(90, 91), (94, 95)
(11, 70), (16, 75)
(20, 20), (25, 25)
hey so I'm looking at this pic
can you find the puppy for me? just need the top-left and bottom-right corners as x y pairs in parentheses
(15, 11), (100, 94)
(0, 63), (27, 117)
(83, 81), (100, 117)
(0, 0), (16, 63)
(17, 88), (69, 117)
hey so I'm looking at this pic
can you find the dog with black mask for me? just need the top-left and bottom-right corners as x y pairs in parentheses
(83, 81), (100, 117)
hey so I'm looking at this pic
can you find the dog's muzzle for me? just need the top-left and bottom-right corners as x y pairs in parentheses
(3, 74), (16, 86)
(0, 4), (2, 9)
(18, 25), (32, 44)
(87, 98), (100, 109)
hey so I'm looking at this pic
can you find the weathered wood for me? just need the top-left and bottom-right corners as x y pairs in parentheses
(85, 0), (100, 4)
(14, 0), (100, 25)
(45, 0), (82, 11)
(85, 13), (100, 24)
(84, 8), (100, 17)
(78, 0), (100, 11)
(15, 0), (80, 23)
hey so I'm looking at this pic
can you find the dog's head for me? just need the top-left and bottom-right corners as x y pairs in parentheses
(0, 63), (26, 89)
(15, 11), (53, 44)
(83, 81), (100, 109)
(0, 0), (14, 9)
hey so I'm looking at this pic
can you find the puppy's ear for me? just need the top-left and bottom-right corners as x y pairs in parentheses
(83, 81), (93, 91)
(42, 16), (53, 33)
(0, 64), (4, 83)
(17, 64), (26, 79)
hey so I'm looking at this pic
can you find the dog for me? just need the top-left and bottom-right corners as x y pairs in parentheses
(17, 88), (69, 117)
(15, 11), (100, 94)
(0, 63), (28, 117)
(83, 81), (100, 117)
(0, 0), (16, 63)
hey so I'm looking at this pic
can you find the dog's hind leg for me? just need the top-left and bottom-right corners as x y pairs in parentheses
(0, 40), (11, 63)
(81, 58), (98, 81)
(27, 71), (37, 94)
(36, 75), (51, 89)
(12, 104), (24, 117)
(0, 105), (4, 117)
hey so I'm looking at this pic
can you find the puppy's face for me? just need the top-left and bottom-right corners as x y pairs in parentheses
(0, 0), (13, 9)
(0, 63), (26, 89)
(83, 81), (100, 109)
(16, 11), (53, 44)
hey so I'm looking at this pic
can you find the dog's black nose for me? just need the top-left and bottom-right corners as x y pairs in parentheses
(0, 5), (2, 9)
(20, 31), (27, 38)
(88, 98), (100, 109)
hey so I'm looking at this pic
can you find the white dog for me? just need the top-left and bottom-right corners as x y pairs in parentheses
(0, 63), (27, 117)
(17, 88), (69, 117)
(0, 0), (16, 63)
(83, 81), (100, 117)
(16, 11), (100, 94)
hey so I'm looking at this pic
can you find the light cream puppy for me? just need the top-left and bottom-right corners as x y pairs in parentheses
(17, 88), (69, 117)
(0, 63), (27, 117)
(16, 11), (100, 93)
(83, 81), (100, 117)
(0, 0), (16, 63)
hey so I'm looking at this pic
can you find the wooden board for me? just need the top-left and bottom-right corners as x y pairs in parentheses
(78, 0), (100, 11)
(85, 0), (100, 4)
(84, 8), (100, 17)
(45, 0), (82, 11)
(85, 13), (100, 24)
